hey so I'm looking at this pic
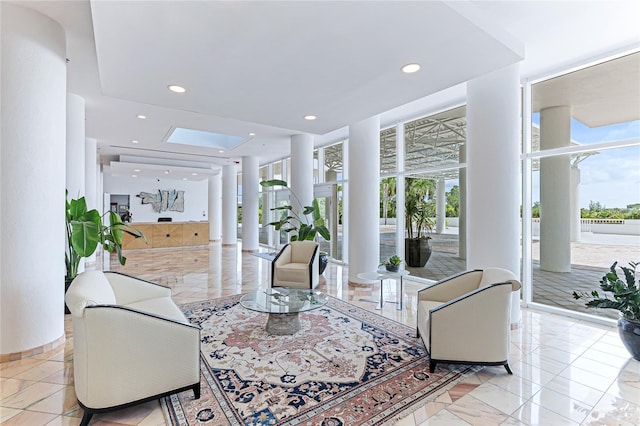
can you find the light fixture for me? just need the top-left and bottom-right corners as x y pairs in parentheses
(164, 170), (171, 174)
(131, 174), (137, 178)
(136, 115), (146, 119)
(401, 63), (421, 74)
(167, 84), (186, 93)
(248, 132), (256, 136)
(183, 178), (188, 181)
(304, 115), (317, 121)
(132, 140), (139, 144)
(219, 150), (224, 153)
(192, 173), (198, 176)
(133, 169), (141, 172)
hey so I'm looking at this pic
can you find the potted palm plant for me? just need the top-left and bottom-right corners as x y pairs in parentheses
(66, 192), (145, 311)
(405, 178), (435, 268)
(260, 179), (331, 273)
(573, 261), (640, 360)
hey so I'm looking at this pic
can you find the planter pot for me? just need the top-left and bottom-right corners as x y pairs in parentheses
(319, 252), (328, 275)
(405, 238), (432, 268)
(385, 265), (399, 273)
(65, 278), (73, 315)
(618, 316), (640, 361)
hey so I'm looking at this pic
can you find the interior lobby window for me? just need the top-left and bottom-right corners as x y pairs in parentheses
(401, 106), (467, 281)
(380, 127), (396, 174)
(323, 142), (343, 182)
(529, 52), (640, 318)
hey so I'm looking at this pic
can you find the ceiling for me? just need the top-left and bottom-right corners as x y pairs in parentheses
(14, 1), (640, 181)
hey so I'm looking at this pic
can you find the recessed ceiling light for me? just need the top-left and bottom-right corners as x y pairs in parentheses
(168, 84), (186, 93)
(133, 169), (141, 172)
(248, 132), (256, 136)
(164, 170), (171, 174)
(183, 178), (188, 181)
(192, 173), (198, 176)
(304, 115), (317, 121)
(401, 63), (421, 74)
(219, 150), (224, 153)
(136, 115), (146, 119)
(132, 140), (139, 144)
(131, 174), (137, 178)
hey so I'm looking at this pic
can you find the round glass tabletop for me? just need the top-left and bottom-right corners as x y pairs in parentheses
(240, 288), (328, 314)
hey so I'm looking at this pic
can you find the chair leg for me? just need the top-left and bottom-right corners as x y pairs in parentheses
(429, 360), (436, 373)
(79, 410), (94, 426)
(193, 382), (201, 399)
(504, 363), (513, 375)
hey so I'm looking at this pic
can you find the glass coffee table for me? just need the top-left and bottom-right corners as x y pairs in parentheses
(240, 288), (328, 335)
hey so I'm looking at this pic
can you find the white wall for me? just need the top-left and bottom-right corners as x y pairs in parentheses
(103, 174), (209, 222)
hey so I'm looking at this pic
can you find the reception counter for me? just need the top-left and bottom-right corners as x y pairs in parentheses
(122, 221), (209, 249)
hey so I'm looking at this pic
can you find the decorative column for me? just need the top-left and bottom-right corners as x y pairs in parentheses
(1, 3), (67, 357)
(208, 173), (222, 242)
(540, 106), (571, 272)
(458, 144), (467, 260)
(290, 134), (314, 217)
(66, 93), (85, 199)
(222, 164), (237, 246)
(570, 166), (581, 242)
(348, 116), (380, 283)
(467, 63), (521, 326)
(435, 178), (446, 234)
(84, 138), (98, 210)
(241, 156), (259, 251)
(395, 122), (406, 261)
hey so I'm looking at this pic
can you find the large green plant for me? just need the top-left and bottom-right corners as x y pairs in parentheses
(573, 261), (640, 321)
(405, 178), (435, 239)
(259, 180), (330, 242)
(66, 193), (144, 280)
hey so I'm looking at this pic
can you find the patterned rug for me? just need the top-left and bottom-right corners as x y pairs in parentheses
(163, 294), (479, 426)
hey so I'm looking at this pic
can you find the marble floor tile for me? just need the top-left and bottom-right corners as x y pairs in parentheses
(418, 409), (471, 425)
(583, 393), (640, 426)
(466, 382), (526, 415)
(446, 394), (510, 425)
(528, 387), (593, 424)
(512, 400), (579, 425)
(543, 375), (604, 407)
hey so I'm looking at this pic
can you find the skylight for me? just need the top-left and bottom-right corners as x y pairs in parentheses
(167, 127), (247, 150)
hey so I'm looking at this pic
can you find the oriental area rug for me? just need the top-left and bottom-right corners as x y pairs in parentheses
(163, 294), (479, 426)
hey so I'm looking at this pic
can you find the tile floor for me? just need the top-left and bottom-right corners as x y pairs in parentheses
(1, 244), (639, 425)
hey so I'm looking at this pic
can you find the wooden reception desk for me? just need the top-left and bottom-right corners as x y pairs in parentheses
(122, 221), (209, 249)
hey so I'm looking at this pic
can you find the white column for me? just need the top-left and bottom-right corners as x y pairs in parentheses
(467, 63), (521, 325)
(66, 93), (85, 199)
(208, 174), (222, 242)
(1, 3), (67, 355)
(348, 116), (380, 283)
(222, 164), (237, 246)
(458, 145), (467, 260)
(540, 106), (571, 272)
(395, 122), (405, 260)
(435, 178), (446, 234)
(570, 166), (581, 242)
(84, 138), (98, 210)
(241, 156), (259, 251)
(290, 134), (314, 215)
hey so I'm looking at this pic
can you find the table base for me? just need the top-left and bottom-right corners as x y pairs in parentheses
(266, 312), (301, 335)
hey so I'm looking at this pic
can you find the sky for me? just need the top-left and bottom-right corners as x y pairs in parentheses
(531, 114), (639, 209)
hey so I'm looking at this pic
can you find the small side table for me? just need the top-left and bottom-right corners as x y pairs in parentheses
(357, 269), (410, 310)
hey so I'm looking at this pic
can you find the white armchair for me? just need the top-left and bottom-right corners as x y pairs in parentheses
(65, 271), (201, 426)
(271, 241), (319, 289)
(417, 268), (521, 374)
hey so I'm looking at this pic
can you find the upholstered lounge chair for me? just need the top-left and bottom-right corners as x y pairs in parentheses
(417, 268), (521, 374)
(65, 271), (201, 426)
(271, 241), (319, 289)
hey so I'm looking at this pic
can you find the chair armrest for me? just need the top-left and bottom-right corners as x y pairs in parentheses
(74, 305), (200, 408)
(273, 244), (292, 266)
(105, 272), (171, 305)
(417, 270), (482, 303)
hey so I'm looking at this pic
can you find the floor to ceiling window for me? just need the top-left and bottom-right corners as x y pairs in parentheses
(525, 52), (640, 319)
